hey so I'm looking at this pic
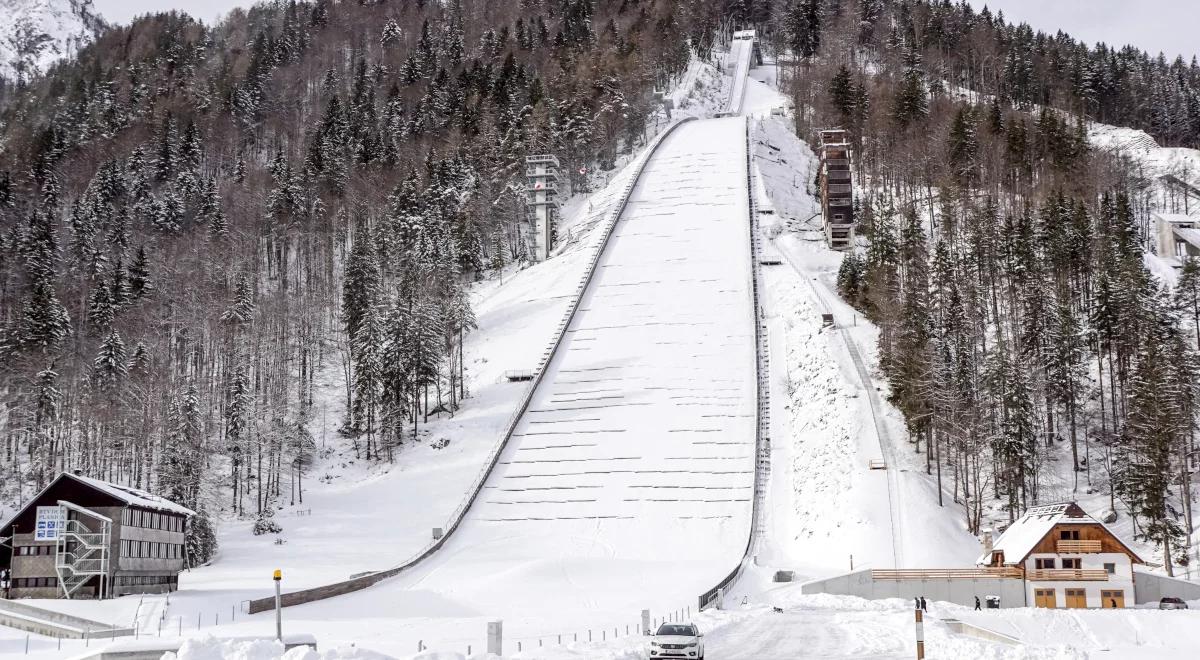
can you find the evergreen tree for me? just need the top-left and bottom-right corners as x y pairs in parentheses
(221, 275), (256, 325)
(94, 329), (128, 387)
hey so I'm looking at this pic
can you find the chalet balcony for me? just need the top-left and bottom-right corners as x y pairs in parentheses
(826, 170), (851, 182)
(1027, 569), (1109, 581)
(526, 154), (560, 166)
(1057, 540), (1102, 553)
(826, 184), (853, 194)
(824, 158), (850, 168)
(870, 568), (1024, 580)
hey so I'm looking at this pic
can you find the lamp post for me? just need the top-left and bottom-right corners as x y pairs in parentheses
(273, 569), (282, 642)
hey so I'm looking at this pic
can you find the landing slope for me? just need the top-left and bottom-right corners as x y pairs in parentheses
(353, 115), (757, 626)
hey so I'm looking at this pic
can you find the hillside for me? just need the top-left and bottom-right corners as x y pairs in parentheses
(0, 0), (105, 83)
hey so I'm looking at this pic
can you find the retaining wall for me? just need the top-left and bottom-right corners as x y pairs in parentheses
(0, 599), (134, 639)
(799, 569), (1027, 609)
(1132, 569), (1200, 604)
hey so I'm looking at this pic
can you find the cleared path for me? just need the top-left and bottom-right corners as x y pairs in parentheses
(704, 609), (907, 659)
(354, 117), (757, 629)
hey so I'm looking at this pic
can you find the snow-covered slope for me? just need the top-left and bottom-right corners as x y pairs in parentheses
(0, 0), (104, 82)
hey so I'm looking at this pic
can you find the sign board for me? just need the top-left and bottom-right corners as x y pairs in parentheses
(34, 506), (66, 541)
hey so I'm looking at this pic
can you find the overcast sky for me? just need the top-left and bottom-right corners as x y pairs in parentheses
(968, 0), (1200, 62)
(94, 1), (1200, 63)
(93, 0), (249, 27)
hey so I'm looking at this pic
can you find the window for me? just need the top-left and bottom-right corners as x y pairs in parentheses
(17, 546), (52, 556)
(1035, 558), (1057, 570)
(1062, 558), (1081, 569)
(1104, 563), (1116, 575)
(1060, 529), (1080, 540)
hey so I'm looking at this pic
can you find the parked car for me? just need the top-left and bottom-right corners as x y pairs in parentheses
(649, 622), (705, 659)
(1159, 597), (1189, 610)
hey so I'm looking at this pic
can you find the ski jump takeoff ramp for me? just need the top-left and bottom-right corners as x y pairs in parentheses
(321, 117), (759, 628)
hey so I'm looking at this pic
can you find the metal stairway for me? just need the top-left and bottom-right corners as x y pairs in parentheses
(55, 515), (111, 599)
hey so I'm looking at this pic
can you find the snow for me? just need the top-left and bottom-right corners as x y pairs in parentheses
(162, 635), (387, 660)
(0, 0), (102, 81)
(240, 114), (759, 653)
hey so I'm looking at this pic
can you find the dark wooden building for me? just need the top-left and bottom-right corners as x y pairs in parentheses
(818, 129), (854, 250)
(0, 471), (194, 599)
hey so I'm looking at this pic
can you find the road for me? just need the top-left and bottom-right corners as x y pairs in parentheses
(703, 609), (908, 659)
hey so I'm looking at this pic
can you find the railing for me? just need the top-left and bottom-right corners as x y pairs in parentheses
(826, 184), (853, 194)
(1027, 569), (1109, 581)
(526, 182), (559, 194)
(824, 158), (849, 168)
(828, 198), (852, 206)
(697, 117), (770, 611)
(870, 568), (1024, 580)
(1057, 540), (1102, 553)
(525, 154), (560, 165)
(826, 170), (851, 181)
(526, 167), (559, 178)
(247, 116), (700, 615)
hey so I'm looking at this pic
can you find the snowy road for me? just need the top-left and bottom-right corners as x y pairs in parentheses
(704, 609), (906, 659)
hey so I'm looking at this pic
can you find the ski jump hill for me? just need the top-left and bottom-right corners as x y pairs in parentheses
(250, 35), (768, 626)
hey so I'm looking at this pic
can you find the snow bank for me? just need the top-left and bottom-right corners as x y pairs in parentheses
(163, 636), (391, 660)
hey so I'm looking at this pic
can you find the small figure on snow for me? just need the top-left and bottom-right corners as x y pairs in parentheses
(920, 596), (928, 612)
(914, 596), (920, 610)
(975, 596), (981, 611)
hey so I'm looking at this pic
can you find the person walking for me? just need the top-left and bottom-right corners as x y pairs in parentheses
(914, 596), (920, 610)
(920, 596), (928, 612)
(975, 596), (981, 611)
(0, 568), (10, 599)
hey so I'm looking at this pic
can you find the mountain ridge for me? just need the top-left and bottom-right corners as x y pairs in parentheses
(0, 0), (106, 83)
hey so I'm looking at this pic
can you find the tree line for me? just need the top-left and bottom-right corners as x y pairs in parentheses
(770, 0), (1197, 573)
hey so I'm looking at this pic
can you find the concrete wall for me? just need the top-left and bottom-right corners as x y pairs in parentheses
(0, 599), (134, 638)
(1132, 570), (1200, 604)
(800, 570), (1027, 608)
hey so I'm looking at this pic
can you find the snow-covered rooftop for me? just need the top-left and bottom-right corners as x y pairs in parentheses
(1, 472), (195, 530)
(978, 502), (1097, 565)
(68, 473), (196, 517)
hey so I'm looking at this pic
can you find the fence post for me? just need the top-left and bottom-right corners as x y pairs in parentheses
(487, 620), (502, 655)
(915, 608), (925, 659)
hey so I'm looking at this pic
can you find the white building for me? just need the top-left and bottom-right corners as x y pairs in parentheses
(978, 502), (1143, 608)
(1154, 212), (1200, 262)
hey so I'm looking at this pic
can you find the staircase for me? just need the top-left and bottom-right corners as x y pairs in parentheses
(55, 518), (111, 599)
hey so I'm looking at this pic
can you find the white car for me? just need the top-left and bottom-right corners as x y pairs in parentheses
(649, 622), (705, 660)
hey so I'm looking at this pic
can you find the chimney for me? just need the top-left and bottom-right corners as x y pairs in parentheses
(982, 530), (994, 555)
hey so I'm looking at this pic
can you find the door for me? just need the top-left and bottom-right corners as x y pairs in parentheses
(1065, 588), (1087, 609)
(1101, 590), (1125, 608)
(1034, 588), (1056, 608)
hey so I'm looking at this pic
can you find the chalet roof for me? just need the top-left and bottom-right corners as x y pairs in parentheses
(976, 502), (1143, 565)
(1, 472), (194, 532)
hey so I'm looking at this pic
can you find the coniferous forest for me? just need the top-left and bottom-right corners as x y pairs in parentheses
(0, 0), (724, 563)
(3, 0), (1200, 572)
(764, 0), (1200, 572)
